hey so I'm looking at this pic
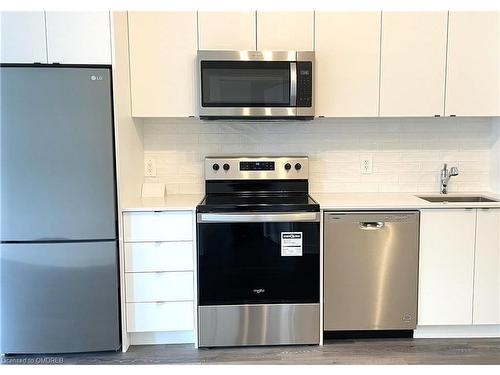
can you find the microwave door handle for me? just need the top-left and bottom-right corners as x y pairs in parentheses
(290, 62), (297, 107)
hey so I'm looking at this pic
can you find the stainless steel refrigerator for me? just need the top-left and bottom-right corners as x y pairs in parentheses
(0, 66), (120, 354)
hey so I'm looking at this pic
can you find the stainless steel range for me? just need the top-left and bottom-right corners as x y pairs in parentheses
(196, 156), (320, 347)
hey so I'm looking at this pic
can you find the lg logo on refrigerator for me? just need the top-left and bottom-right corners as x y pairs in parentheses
(90, 75), (103, 81)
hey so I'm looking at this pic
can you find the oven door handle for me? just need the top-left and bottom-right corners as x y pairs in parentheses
(197, 212), (320, 223)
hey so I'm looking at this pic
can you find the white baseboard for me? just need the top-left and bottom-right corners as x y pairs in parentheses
(414, 325), (500, 338)
(129, 330), (195, 346)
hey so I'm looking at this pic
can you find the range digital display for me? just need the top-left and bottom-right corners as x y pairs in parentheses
(240, 161), (275, 171)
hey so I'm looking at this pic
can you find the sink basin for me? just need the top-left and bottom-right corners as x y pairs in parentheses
(417, 195), (499, 203)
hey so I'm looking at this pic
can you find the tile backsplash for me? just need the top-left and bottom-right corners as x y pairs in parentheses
(143, 117), (496, 195)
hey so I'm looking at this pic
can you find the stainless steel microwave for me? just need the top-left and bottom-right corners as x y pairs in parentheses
(197, 51), (315, 120)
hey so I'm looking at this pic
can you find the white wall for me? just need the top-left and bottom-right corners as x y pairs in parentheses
(143, 117), (496, 195)
(112, 12), (144, 204)
(110, 11), (144, 352)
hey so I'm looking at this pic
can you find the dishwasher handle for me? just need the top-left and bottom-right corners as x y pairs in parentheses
(359, 221), (385, 230)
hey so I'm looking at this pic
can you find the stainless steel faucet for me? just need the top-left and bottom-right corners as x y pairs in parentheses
(440, 163), (459, 194)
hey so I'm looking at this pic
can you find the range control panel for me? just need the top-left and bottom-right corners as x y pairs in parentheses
(240, 161), (275, 171)
(205, 156), (309, 180)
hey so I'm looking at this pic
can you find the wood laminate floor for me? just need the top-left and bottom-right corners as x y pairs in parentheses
(2, 338), (500, 365)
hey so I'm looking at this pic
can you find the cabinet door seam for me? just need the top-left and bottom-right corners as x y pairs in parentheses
(377, 11), (383, 117)
(43, 11), (49, 63)
(443, 11), (450, 116)
(471, 208), (478, 324)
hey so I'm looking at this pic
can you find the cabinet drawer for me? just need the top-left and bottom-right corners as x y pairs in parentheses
(126, 301), (194, 332)
(123, 211), (193, 242)
(126, 272), (193, 302)
(125, 241), (193, 272)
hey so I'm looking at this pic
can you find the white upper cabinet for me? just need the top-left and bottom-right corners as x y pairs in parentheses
(198, 11), (256, 50)
(0, 11), (47, 63)
(128, 12), (198, 117)
(445, 12), (500, 116)
(315, 12), (381, 117)
(45, 12), (111, 64)
(473, 209), (500, 325)
(418, 209), (476, 326)
(256, 12), (314, 50)
(380, 12), (447, 117)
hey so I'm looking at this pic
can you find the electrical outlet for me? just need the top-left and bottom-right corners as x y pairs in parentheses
(360, 155), (373, 174)
(144, 158), (157, 177)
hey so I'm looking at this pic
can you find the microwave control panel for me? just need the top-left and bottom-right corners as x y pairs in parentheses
(297, 62), (312, 108)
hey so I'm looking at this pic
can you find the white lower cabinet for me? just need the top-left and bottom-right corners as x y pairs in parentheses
(473, 209), (500, 324)
(418, 208), (500, 330)
(125, 242), (193, 272)
(126, 272), (194, 302)
(126, 302), (194, 332)
(122, 210), (196, 345)
(123, 211), (193, 242)
(419, 209), (476, 325)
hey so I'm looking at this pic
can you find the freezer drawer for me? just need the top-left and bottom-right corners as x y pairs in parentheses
(323, 211), (419, 331)
(0, 241), (120, 354)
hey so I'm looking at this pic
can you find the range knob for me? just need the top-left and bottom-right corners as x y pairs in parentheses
(212, 163), (220, 171)
(295, 163), (302, 171)
(223, 163), (230, 171)
(284, 163), (292, 171)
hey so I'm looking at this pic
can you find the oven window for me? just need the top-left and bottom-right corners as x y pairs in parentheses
(201, 61), (291, 107)
(197, 221), (320, 305)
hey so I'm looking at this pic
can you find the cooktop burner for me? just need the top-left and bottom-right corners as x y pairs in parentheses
(197, 156), (319, 213)
(197, 193), (319, 213)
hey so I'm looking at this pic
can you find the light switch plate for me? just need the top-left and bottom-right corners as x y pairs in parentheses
(144, 158), (157, 177)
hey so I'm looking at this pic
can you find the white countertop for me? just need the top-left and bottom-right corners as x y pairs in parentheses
(121, 192), (500, 212)
(312, 192), (500, 210)
(121, 194), (204, 212)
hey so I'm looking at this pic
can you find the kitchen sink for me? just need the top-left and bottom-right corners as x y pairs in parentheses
(417, 195), (499, 203)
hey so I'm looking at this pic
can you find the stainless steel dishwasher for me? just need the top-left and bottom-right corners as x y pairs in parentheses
(324, 211), (419, 331)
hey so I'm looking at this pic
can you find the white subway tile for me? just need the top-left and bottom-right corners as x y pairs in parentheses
(141, 117), (495, 194)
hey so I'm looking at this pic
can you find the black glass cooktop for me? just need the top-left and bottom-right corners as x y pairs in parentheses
(197, 193), (319, 213)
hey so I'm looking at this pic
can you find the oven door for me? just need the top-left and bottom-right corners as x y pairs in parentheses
(198, 58), (297, 118)
(197, 212), (320, 305)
